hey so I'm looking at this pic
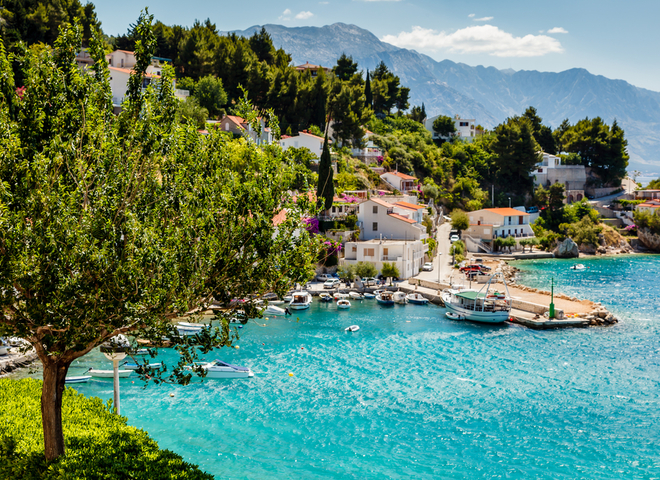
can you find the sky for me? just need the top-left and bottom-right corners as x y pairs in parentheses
(93, 0), (660, 92)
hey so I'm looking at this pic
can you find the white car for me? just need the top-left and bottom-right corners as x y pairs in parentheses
(422, 262), (433, 271)
(323, 278), (341, 289)
(450, 234), (460, 243)
(316, 273), (333, 282)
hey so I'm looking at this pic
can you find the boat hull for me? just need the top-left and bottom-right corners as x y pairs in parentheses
(65, 375), (92, 384)
(204, 369), (254, 379)
(289, 303), (310, 310)
(376, 298), (394, 306)
(89, 369), (133, 378)
(408, 298), (428, 305)
(442, 293), (509, 324)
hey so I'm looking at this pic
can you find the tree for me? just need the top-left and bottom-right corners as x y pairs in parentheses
(522, 106), (556, 154)
(316, 132), (334, 211)
(355, 261), (378, 278)
(0, 18), (317, 461)
(176, 96), (208, 129)
(380, 262), (400, 283)
(337, 263), (355, 282)
(333, 53), (358, 81)
(450, 209), (470, 232)
(432, 115), (456, 139)
(364, 69), (372, 109)
(503, 235), (517, 253)
(535, 183), (566, 231)
(195, 75), (227, 118)
(491, 116), (541, 195)
(408, 104), (426, 123)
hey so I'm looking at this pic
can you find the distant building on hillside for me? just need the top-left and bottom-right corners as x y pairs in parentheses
(279, 130), (326, 159)
(424, 114), (477, 142)
(294, 62), (331, 77)
(218, 115), (273, 145)
(463, 207), (534, 253)
(531, 152), (586, 204)
(380, 171), (418, 194)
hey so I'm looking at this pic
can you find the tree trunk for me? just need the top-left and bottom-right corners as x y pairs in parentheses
(41, 360), (71, 461)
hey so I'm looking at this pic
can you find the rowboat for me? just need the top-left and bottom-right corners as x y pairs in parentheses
(376, 291), (395, 306)
(89, 369), (133, 378)
(318, 293), (333, 302)
(337, 299), (351, 309)
(363, 292), (376, 299)
(65, 375), (92, 384)
(345, 325), (360, 332)
(406, 293), (429, 305)
(348, 292), (364, 300)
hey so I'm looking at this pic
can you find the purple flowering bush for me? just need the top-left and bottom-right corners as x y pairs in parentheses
(303, 217), (319, 235)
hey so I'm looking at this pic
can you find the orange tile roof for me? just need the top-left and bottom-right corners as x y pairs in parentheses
(369, 198), (393, 208)
(394, 201), (425, 210)
(225, 115), (246, 127)
(638, 203), (660, 208)
(388, 171), (417, 180)
(272, 209), (287, 226)
(388, 213), (416, 224)
(300, 131), (325, 141)
(108, 66), (159, 78)
(483, 208), (530, 216)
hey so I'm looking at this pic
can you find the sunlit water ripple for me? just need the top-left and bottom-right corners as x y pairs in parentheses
(22, 254), (660, 478)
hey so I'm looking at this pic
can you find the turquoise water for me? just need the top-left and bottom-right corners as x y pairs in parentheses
(32, 255), (660, 478)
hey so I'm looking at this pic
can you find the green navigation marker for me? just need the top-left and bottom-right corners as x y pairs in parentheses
(549, 277), (555, 319)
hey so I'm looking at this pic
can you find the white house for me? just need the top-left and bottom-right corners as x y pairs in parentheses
(342, 239), (427, 279)
(356, 198), (428, 241)
(218, 115), (272, 145)
(351, 130), (383, 165)
(637, 199), (660, 215)
(424, 114), (477, 142)
(531, 152), (587, 204)
(463, 207), (534, 253)
(279, 131), (326, 160)
(380, 171), (418, 194)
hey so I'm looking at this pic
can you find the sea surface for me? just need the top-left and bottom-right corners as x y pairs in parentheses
(22, 255), (660, 478)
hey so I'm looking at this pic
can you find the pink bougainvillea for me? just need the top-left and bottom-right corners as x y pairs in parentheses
(303, 217), (320, 235)
(323, 239), (342, 254)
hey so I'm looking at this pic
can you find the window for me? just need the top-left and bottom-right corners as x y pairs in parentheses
(373, 206), (378, 214)
(365, 248), (375, 257)
(372, 222), (378, 231)
(459, 121), (468, 127)
(225, 123), (229, 131)
(383, 248), (389, 257)
(352, 246), (357, 252)
(332, 206), (336, 213)
(519, 216), (523, 225)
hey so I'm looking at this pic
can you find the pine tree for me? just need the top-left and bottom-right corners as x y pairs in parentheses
(364, 69), (372, 109)
(316, 132), (334, 211)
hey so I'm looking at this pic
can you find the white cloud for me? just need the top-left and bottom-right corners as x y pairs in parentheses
(362, 0), (403, 2)
(547, 27), (568, 34)
(295, 11), (314, 19)
(279, 8), (292, 20)
(468, 13), (475, 18)
(381, 25), (564, 57)
(473, 16), (494, 22)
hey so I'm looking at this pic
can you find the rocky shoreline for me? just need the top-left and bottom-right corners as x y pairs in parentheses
(0, 350), (38, 376)
(501, 262), (619, 327)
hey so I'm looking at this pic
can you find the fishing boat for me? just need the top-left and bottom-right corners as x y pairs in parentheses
(376, 291), (395, 306)
(89, 369), (133, 378)
(345, 325), (360, 332)
(318, 293), (333, 302)
(123, 362), (163, 370)
(289, 291), (312, 310)
(188, 360), (254, 379)
(392, 291), (408, 305)
(570, 264), (587, 270)
(363, 292), (376, 299)
(333, 292), (349, 300)
(406, 293), (429, 305)
(441, 273), (511, 324)
(337, 299), (351, 309)
(65, 375), (92, 384)
(348, 292), (364, 300)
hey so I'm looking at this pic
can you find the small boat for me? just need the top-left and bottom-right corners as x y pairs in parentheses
(363, 292), (376, 299)
(177, 321), (205, 328)
(65, 375), (92, 384)
(268, 300), (285, 305)
(348, 292), (364, 300)
(333, 292), (348, 300)
(131, 348), (150, 356)
(176, 325), (204, 336)
(189, 360), (254, 379)
(282, 294), (293, 302)
(289, 291), (312, 310)
(318, 293), (333, 302)
(337, 299), (351, 309)
(441, 273), (511, 324)
(445, 312), (465, 321)
(123, 362), (162, 370)
(373, 289), (384, 296)
(376, 291), (395, 306)
(570, 264), (587, 270)
(345, 325), (360, 332)
(392, 291), (408, 305)
(406, 293), (429, 305)
(89, 369), (133, 378)
(263, 305), (287, 316)
(0, 345), (8, 356)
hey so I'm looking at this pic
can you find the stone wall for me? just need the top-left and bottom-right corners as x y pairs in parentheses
(638, 228), (660, 251)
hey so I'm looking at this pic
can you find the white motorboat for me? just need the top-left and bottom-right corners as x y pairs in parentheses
(345, 325), (360, 332)
(445, 312), (464, 321)
(263, 305), (287, 316)
(337, 299), (351, 309)
(376, 291), (395, 306)
(89, 369), (133, 378)
(189, 360), (254, 379)
(289, 291), (312, 310)
(363, 292), (376, 299)
(268, 300), (285, 305)
(123, 362), (162, 370)
(333, 292), (348, 300)
(65, 375), (92, 384)
(283, 294), (293, 302)
(348, 292), (364, 300)
(406, 293), (429, 305)
(441, 273), (511, 324)
(570, 264), (587, 270)
(176, 324), (204, 336)
(392, 291), (408, 305)
(318, 292), (333, 302)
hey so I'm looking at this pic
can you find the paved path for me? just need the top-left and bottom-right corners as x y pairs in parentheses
(415, 222), (453, 284)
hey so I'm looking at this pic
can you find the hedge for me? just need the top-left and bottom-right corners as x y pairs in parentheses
(0, 378), (213, 480)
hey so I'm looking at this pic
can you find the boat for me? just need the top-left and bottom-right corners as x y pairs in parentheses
(376, 291), (395, 306)
(0, 345), (8, 356)
(441, 273), (511, 324)
(570, 264), (587, 270)
(363, 292), (376, 299)
(262, 305), (287, 316)
(373, 289), (385, 296)
(176, 324), (204, 336)
(348, 292), (364, 300)
(289, 291), (312, 310)
(123, 362), (162, 370)
(337, 299), (351, 309)
(88, 369), (133, 378)
(445, 312), (464, 321)
(65, 375), (92, 384)
(392, 292), (408, 305)
(268, 300), (285, 305)
(406, 293), (429, 305)
(345, 325), (360, 332)
(333, 292), (348, 300)
(188, 360), (254, 379)
(318, 293), (333, 302)
(282, 294), (293, 302)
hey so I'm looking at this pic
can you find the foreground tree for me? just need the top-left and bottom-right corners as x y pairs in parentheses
(432, 115), (456, 139)
(316, 132), (334, 211)
(0, 16), (317, 462)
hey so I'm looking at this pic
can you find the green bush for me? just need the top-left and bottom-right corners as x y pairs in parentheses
(355, 261), (378, 278)
(0, 378), (212, 479)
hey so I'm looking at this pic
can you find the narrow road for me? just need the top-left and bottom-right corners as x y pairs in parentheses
(415, 221), (453, 284)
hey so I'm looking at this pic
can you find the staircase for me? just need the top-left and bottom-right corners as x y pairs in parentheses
(465, 235), (492, 253)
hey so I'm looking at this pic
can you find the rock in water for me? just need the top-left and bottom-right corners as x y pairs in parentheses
(638, 228), (660, 252)
(554, 238), (579, 258)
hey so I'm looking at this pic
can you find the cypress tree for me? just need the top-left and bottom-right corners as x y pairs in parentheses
(421, 102), (426, 120)
(364, 69), (372, 109)
(316, 132), (335, 211)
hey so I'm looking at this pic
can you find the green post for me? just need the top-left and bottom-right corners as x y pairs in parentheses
(549, 277), (555, 319)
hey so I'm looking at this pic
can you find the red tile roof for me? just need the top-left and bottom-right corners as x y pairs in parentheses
(225, 115), (246, 127)
(387, 171), (417, 180)
(484, 208), (530, 216)
(394, 201), (425, 210)
(300, 131), (325, 141)
(388, 213), (416, 224)
(369, 198), (393, 208)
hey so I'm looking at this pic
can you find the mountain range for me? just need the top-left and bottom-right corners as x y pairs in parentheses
(231, 23), (660, 174)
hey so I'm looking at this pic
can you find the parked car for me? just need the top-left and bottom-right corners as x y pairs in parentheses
(316, 273), (333, 282)
(586, 195), (595, 200)
(460, 265), (484, 273)
(450, 234), (460, 243)
(361, 277), (379, 287)
(526, 206), (538, 214)
(422, 262), (434, 271)
(323, 278), (341, 289)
